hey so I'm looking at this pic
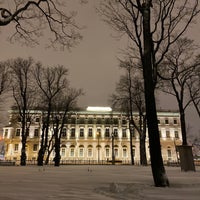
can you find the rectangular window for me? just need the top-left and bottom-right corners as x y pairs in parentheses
(4, 129), (8, 137)
(61, 128), (67, 137)
(165, 119), (169, 124)
(166, 131), (170, 138)
(88, 128), (93, 137)
(71, 128), (75, 138)
(122, 129), (127, 138)
(113, 129), (118, 138)
(175, 131), (179, 138)
(34, 129), (39, 137)
(16, 129), (21, 136)
(14, 144), (19, 151)
(174, 119), (178, 124)
(105, 128), (110, 138)
(80, 128), (84, 138)
(33, 144), (38, 151)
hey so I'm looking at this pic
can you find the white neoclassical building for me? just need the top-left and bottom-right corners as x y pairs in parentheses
(3, 107), (182, 164)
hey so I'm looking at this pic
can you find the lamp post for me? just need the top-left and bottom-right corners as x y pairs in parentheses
(96, 131), (100, 164)
(111, 132), (115, 165)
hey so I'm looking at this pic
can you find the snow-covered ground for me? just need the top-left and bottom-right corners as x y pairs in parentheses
(0, 165), (199, 200)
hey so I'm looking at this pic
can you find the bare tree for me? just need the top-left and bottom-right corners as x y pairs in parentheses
(52, 88), (83, 166)
(9, 57), (37, 166)
(111, 59), (147, 166)
(98, 0), (199, 186)
(160, 37), (200, 171)
(0, 61), (11, 127)
(187, 63), (200, 118)
(0, 61), (10, 96)
(160, 38), (200, 145)
(33, 64), (69, 166)
(0, 0), (86, 49)
(43, 88), (83, 166)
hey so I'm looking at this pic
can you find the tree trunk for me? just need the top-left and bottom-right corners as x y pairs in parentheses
(129, 122), (134, 165)
(178, 103), (195, 171)
(20, 141), (27, 166)
(54, 128), (61, 166)
(45, 146), (53, 165)
(140, 130), (147, 166)
(179, 107), (187, 145)
(54, 145), (61, 167)
(37, 106), (51, 166)
(37, 124), (45, 166)
(139, 114), (147, 166)
(142, 2), (169, 186)
(20, 112), (27, 166)
(37, 148), (44, 166)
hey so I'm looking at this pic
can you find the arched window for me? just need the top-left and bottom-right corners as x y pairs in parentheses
(87, 145), (93, 157)
(167, 146), (172, 160)
(105, 145), (110, 157)
(122, 145), (128, 158)
(114, 145), (119, 157)
(79, 145), (84, 157)
(70, 145), (75, 157)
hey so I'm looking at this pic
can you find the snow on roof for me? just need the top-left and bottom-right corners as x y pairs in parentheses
(86, 106), (112, 112)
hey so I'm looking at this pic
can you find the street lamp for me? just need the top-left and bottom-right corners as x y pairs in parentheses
(111, 132), (115, 165)
(96, 131), (100, 164)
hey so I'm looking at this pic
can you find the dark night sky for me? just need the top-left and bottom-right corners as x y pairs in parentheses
(0, 1), (199, 136)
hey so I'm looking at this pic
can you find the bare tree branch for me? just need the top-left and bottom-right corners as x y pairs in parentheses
(0, 0), (85, 49)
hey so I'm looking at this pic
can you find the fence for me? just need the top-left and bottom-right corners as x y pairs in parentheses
(1, 159), (200, 166)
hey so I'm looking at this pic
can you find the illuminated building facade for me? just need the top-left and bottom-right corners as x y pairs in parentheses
(3, 107), (182, 164)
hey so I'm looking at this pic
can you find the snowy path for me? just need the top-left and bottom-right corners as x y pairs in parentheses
(0, 165), (200, 200)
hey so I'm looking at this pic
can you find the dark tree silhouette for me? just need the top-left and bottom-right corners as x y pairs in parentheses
(52, 88), (83, 166)
(98, 0), (199, 186)
(161, 38), (200, 145)
(0, 0), (85, 49)
(33, 64), (69, 166)
(111, 58), (147, 166)
(9, 57), (37, 166)
(160, 37), (200, 171)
